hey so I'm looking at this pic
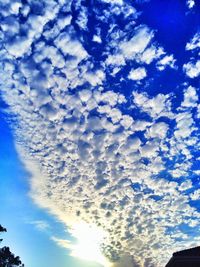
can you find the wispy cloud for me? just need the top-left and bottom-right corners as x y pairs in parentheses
(28, 220), (50, 232)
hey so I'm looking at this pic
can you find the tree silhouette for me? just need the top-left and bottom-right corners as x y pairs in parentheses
(0, 224), (24, 267)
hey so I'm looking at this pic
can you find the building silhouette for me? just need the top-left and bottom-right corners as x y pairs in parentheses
(166, 246), (200, 267)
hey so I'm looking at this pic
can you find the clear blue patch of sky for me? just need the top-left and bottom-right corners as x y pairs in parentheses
(136, 0), (200, 60)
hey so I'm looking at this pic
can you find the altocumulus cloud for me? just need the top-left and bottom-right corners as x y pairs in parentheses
(0, 0), (200, 267)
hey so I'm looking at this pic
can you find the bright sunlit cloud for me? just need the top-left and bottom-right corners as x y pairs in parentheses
(70, 222), (109, 266)
(53, 222), (110, 267)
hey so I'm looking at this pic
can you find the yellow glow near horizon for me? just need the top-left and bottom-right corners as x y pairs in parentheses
(69, 222), (110, 267)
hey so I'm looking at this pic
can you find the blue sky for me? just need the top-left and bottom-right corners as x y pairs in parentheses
(0, 0), (200, 267)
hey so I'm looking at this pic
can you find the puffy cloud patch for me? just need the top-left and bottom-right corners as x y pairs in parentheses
(100, 0), (124, 5)
(119, 26), (154, 60)
(138, 45), (164, 64)
(156, 55), (176, 71)
(145, 122), (169, 139)
(186, 0), (195, 9)
(128, 67), (147, 80)
(186, 32), (200, 51)
(132, 91), (174, 119)
(183, 60), (200, 78)
(179, 180), (193, 191)
(183, 31), (200, 78)
(93, 35), (102, 43)
(181, 86), (198, 108)
(190, 189), (200, 200)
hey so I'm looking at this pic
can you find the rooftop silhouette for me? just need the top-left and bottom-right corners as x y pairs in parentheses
(166, 246), (200, 267)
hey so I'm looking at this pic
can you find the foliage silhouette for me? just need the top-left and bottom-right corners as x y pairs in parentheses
(0, 224), (24, 267)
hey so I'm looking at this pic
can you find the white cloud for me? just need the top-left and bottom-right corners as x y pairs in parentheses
(186, 32), (200, 51)
(138, 45), (164, 64)
(109, 108), (122, 124)
(29, 220), (50, 231)
(120, 115), (134, 129)
(197, 104), (200, 119)
(84, 69), (105, 86)
(5, 37), (33, 58)
(105, 54), (126, 66)
(100, 0), (123, 5)
(132, 91), (174, 119)
(79, 89), (92, 102)
(119, 25), (154, 60)
(10, 2), (22, 15)
(183, 60), (200, 78)
(179, 180), (193, 191)
(93, 35), (102, 43)
(190, 189), (200, 200)
(73, 1), (88, 30)
(181, 86), (198, 108)
(105, 20), (176, 77)
(51, 236), (72, 249)
(128, 67), (147, 80)
(111, 254), (138, 267)
(170, 169), (188, 179)
(4, 4), (60, 58)
(174, 112), (195, 139)
(186, 0), (195, 9)
(140, 141), (158, 157)
(54, 32), (88, 61)
(145, 122), (169, 139)
(57, 15), (72, 30)
(157, 55), (176, 71)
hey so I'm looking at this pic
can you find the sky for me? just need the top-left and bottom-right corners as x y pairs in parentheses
(0, 0), (200, 267)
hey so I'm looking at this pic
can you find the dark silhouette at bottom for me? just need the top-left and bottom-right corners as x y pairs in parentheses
(166, 246), (200, 267)
(0, 224), (24, 267)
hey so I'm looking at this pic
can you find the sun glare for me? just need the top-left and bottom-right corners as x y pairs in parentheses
(69, 222), (110, 266)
